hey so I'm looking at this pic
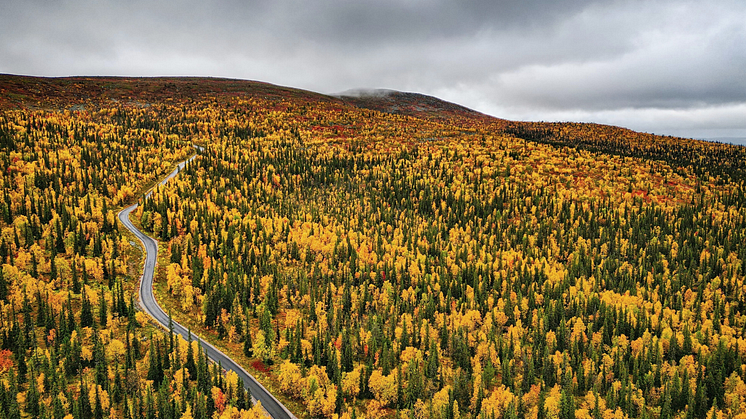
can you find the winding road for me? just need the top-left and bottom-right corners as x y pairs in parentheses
(118, 149), (296, 419)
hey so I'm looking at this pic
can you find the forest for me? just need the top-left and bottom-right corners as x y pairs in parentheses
(1, 76), (746, 419)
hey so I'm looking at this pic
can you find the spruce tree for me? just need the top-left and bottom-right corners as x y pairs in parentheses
(145, 387), (157, 419)
(236, 376), (247, 410)
(93, 331), (108, 390)
(197, 346), (209, 393)
(243, 329), (253, 358)
(168, 311), (175, 353)
(559, 386), (576, 419)
(0, 266), (7, 301)
(591, 392), (601, 419)
(147, 336), (163, 386)
(80, 289), (94, 328)
(660, 384), (673, 419)
(185, 330), (197, 378)
(49, 252), (57, 281)
(25, 371), (41, 417)
(78, 378), (93, 419)
(94, 386), (105, 419)
(55, 219), (66, 254)
(127, 295), (137, 330)
(341, 328), (354, 373)
(112, 362), (123, 404)
(426, 340), (440, 380)
(98, 286), (107, 327)
(559, 363), (575, 419)
(71, 260), (81, 294)
(66, 294), (76, 335)
(52, 396), (66, 419)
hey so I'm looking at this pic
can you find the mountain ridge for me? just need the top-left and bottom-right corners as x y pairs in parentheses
(333, 88), (493, 122)
(2, 74), (744, 180)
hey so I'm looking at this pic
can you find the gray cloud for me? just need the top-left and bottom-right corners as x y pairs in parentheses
(1, 0), (745, 139)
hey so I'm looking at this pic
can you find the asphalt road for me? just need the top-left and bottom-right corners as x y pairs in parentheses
(118, 152), (296, 419)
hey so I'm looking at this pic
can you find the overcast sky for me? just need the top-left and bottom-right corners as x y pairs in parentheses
(2, 0), (745, 142)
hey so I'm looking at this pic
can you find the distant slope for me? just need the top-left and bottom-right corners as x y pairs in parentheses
(334, 87), (746, 181)
(2, 74), (744, 180)
(335, 88), (494, 122)
(502, 120), (746, 181)
(0, 74), (339, 110)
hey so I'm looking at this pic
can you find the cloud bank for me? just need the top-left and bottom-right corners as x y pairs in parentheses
(2, 0), (745, 140)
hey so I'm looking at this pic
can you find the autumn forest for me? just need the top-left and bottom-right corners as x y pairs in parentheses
(1, 75), (746, 419)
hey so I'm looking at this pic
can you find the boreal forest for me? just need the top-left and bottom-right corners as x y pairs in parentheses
(1, 75), (746, 419)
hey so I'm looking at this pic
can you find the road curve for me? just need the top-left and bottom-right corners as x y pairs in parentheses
(118, 151), (297, 419)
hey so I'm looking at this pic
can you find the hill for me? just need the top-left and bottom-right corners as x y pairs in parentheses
(1, 74), (746, 419)
(335, 88), (493, 122)
(0, 74), (338, 110)
(335, 87), (746, 180)
(4, 74), (744, 181)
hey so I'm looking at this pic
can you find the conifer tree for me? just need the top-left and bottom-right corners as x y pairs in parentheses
(71, 260), (81, 294)
(186, 330), (197, 378)
(94, 385), (105, 419)
(93, 331), (108, 390)
(55, 218), (66, 254)
(98, 286), (107, 327)
(49, 252), (57, 281)
(147, 336), (164, 386)
(0, 267), (7, 301)
(243, 328), (253, 358)
(559, 362), (576, 419)
(80, 289), (94, 328)
(341, 328), (353, 373)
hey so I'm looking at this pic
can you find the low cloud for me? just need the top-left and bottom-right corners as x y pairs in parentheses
(1, 0), (744, 139)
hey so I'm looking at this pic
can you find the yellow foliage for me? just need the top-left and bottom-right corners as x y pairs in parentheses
(479, 385), (514, 418)
(210, 399), (268, 419)
(431, 386), (452, 417)
(135, 311), (150, 328)
(180, 405), (194, 419)
(543, 385), (562, 418)
(167, 263), (184, 296)
(368, 369), (398, 407)
(88, 384), (110, 412)
(252, 330), (274, 362)
(400, 346), (421, 364)
(342, 366), (363, 398)
(173, 368), (190, 397)
(36, 372), (45, 394)
(108, 339), (126, 361)
(278, 360), (304, 399)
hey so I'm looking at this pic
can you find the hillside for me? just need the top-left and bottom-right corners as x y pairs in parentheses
(1, 75), (746, 419)
(4, 74), (741, 181)
(0, 74), (339, 110)
(335, 89), (492, 122)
